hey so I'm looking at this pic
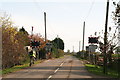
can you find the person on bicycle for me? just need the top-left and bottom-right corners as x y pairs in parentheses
(29, 46), (36, 66)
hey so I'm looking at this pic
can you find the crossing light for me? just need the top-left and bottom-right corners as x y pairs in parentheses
(88, 37), (98, 44)
(31, 40), (40, 47)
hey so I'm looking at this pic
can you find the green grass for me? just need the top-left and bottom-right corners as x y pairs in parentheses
(112, 54), (120, 58)
(1, 55), (65, 75)
(85, 64), (119, 78)
(2, 60), (42, 75)
(2, 64), (29, 74)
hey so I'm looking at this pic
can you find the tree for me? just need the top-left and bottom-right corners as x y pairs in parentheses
(1, 14), (29, 69)
(52, 38), (64, 50)
(17, 27), (30, 46)
(67, 49), (70, 54)
(112, 1), (120, 54)
(19, 27), (29, 35)
(94, 26), (118, 67)
(50, 38), (64, 58)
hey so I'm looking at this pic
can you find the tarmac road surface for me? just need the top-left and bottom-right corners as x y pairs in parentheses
(2, 55), (107, 80)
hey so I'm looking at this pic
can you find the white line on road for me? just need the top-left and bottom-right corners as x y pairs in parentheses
(54, 68), (59, 73)
(46, 75), (52, 80)
(47, 61), (64, 80)
(60, 62), (64, 66)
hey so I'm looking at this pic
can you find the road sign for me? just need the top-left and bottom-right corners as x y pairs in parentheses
(89, 45), (98, 52)
(45, 43), (52, 52)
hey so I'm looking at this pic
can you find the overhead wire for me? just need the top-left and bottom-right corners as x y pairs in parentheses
(33, 0), (58, 40)
(32, 0), (46, 38)
(84, 0), (95, 21)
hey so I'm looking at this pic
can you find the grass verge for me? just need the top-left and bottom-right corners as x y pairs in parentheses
(2, 60), (42, 75)
(85, 64), (119, 78)
(1, 55), (65, 75)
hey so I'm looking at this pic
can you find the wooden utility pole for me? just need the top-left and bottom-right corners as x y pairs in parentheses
(103, 0), (109, 74)
(57, 35), (59, 49)
(32, 26), (33, 35)
(44, 12), (47, 43)
(31, 26), (34, 39)
(73, 46), (74, 53)
(79, 41), (81, 52)
(82, 21), (85, 57)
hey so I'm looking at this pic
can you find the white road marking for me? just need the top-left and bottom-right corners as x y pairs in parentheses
(53, 62), (64, 74)
(47, 61), (64, 80)
(47, 75), (52, 80)
(60, 62), (64, 66)
(54, 68), (59, 73)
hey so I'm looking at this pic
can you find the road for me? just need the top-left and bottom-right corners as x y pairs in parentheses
(2, 55), (106, 80)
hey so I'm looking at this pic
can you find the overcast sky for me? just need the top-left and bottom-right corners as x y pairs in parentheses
(0, 0), (118, 52)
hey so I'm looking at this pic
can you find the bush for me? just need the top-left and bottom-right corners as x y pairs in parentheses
(51, 46), (64, 58)
(1, 16), (29, 69)
(39, 48), (46, 59)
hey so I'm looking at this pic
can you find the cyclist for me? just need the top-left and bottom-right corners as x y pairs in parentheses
(29, 47), (36, 66)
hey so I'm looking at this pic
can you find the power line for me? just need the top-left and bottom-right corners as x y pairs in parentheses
(33, 0), (44, 12)
(47, 18), (58, 39)
(84, 0), (95, 21)
(33, 0), (58, 40)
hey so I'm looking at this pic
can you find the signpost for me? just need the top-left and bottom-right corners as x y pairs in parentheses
(45, 42), (52, 59)
(45, 43), (52, 52)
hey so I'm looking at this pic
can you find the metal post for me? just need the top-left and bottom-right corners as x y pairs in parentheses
(88, 46), (90, 61)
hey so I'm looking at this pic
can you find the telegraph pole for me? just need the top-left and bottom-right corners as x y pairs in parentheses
(73, 46), (74, 53)
(31, 26), (34, 40)
(103, 0), (109, 74)
(44, 12), (47, 43)
(57, 35), (59, 54)
(79, 41), (81, 52)
(57, 35), (59, 49)
(82, 21), (85, 57)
